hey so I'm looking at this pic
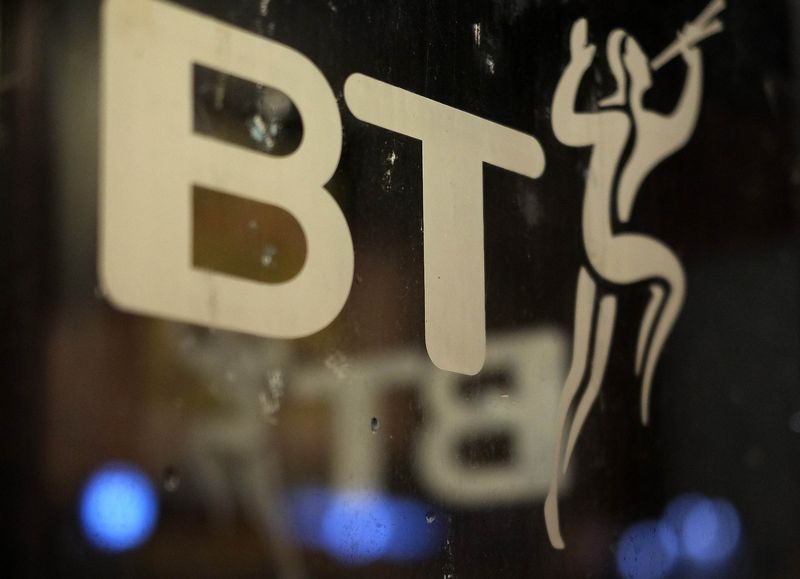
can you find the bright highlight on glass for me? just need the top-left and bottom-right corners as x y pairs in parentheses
(615, 520), (679, 579)
(616, 493), (742, 578)
(321, 491), (394, 564)
(79, 462), (159, 552)
(288, 487), (445, 565)
(680, 497), (741, 565)
(382, 497), (444, 563)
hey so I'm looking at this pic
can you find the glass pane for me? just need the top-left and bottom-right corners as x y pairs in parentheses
(4, 0), (799, 577)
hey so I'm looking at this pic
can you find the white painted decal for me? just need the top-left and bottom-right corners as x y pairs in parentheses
(99, 0), (728, 552)
(101, 0), (544, 378)
(344, 74), (545, 376)
(101, 0), (353, 339)
(544, 0), (725, 549)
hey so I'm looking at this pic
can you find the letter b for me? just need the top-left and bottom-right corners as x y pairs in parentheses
(101, 0), (353, 337)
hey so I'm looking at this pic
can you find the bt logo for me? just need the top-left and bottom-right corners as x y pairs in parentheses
(101, 0), (545, 377)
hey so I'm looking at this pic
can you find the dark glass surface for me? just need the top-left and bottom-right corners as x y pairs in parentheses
(4, 0), (799, 577)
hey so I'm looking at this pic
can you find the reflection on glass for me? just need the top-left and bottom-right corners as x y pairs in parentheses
(616, 493), (743, 578)
(287, 487), (445, 565)
(80, 463), (159, 552)
(615, 520), (679, 579)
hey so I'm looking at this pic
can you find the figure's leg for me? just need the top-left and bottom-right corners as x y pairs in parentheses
(562, 294), (617, 472)
(635, 284), (665, 375)
(640, 260), (685, 425)
(544, 267), (597, 550)
(591, 235), (687, 427)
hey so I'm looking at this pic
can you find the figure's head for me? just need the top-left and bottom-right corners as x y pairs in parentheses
(599, 29), (628, 107)
(623, 36), (652, 94)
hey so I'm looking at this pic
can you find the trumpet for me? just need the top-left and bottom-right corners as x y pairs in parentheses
(651, 0), (726, 70)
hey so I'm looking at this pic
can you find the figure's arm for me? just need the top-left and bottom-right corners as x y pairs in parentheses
(552, 18), (598, 147)
(664, 29), (704, 150)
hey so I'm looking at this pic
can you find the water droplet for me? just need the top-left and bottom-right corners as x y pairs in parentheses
(247, 114), (276, 151)
(259, 391), (280, 424)
(248, 114), (267, 141)
(248, 219), (259, 231)
(370, 417), (380, 433)
(325, 351), (349, 380)
(260, 244), (278, 267)
(162, 466), (181, 492)
(485, 55), (495, 75)
(355, 274), (364, 285)
(426, 512), (436, 524)
(473, 23), (481, 46)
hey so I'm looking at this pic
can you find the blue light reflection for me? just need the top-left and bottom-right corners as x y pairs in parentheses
(321, 491), (394, 564)
(383, 497), (444, 562)
(615, 520), (679, 579)
(79, 462), (159, 552)
(680, 498), (741, 565)
(617, 493), (743, 578)
(287, 487), (445, 566)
